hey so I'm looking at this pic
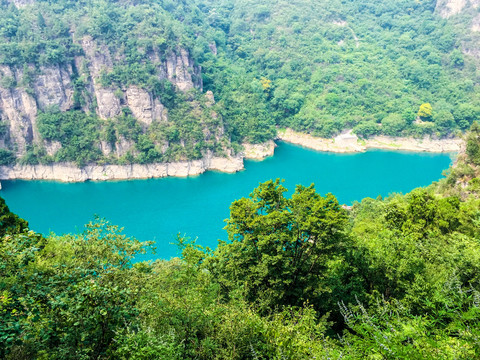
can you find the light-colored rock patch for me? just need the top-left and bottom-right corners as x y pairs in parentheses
(278, 128), (462, 153)
(6, 0), (34, 7)
(472, 13), (480, 31)
(365, 136), (462, 152)
(95, 88), (121, 119)
(166, 49), (197, 92)
(126, 86), (166, 126)
(243, 140), (275, 159)
(45, 140), (62, 157)
(205, 91), (215, 107)
(33, 65), (73, 111)
(278, 129), (365, 153)
(99, 141), (113, 156)
(436, 0), (467, 17)
(0, 65), (39, 154)
(114, 137), (135, 157)
(435, 0), (480, 18)
(208, 155), (244, 173)
(0, 155), (244, 182)
(81, 36), (121, 119)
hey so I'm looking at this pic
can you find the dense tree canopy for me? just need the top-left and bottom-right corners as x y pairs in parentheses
(211, 180), (351, 313)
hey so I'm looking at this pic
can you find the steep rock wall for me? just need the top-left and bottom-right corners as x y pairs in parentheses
(0, 33), (206, 160)
(436, 0), (468, 18)
(79, 36), (121, 120)
(6, 0), (35, 7)
(435, 0), (480, 63)
(435, 0), (480, 18)
(33, 65), (74, 111)
(126, 86), (167, 127)
(0, 65), (39, 154)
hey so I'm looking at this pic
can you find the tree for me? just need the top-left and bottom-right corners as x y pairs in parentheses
(418, 103), (433, 121)
(0, 218), (152, 359)
(0, 149), (15, 166)
(353, 120), (380, 138)
(454, 104), (479, 130)
(210, 179), (350, 313)
(381, 113), (407, 136)
(466, 121), (480, 165)
(0, 196), (28, 237)
(450, 49), (464, 67)
(434, 110), (455, 137)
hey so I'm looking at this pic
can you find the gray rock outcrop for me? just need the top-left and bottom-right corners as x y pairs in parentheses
(0, 66), (39, 154)
(166, 48), (202, 91)
(34, 65), (74, 111)
(126, 86), (167, 127)
(6, 0), (35, 7)
(435, 0), (480, 18)
(0, 30), (207, 162)
(0, 153), (245, 182)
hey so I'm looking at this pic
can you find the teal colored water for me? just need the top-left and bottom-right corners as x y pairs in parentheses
(0, 142), (453, 260)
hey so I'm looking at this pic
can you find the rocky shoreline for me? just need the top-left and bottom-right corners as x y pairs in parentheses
(0, 155), (244, 183)
(242, 140), (276, 160)
(0, 141), (277, 183)
(0, 130), (462, 184)
(277, 128), (462, 153)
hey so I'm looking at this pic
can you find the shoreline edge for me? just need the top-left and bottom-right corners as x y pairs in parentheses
(0, 130), (461, 183)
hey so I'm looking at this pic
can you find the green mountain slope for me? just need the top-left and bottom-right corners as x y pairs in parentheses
(0, 0), (479, 166)
(200, 0), (480, 137)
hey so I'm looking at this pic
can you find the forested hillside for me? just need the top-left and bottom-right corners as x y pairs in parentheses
(0, 0), (480, 166)
(1, 124), (480, 359)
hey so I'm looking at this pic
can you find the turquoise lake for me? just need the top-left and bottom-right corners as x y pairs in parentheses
(0, 142), (454, 261)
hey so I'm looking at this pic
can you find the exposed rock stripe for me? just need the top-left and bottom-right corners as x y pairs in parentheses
(0, 155), (244, 182)
(277, 128), (462, 153)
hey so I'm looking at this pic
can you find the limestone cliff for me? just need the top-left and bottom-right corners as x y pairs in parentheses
(0, 30), (220, 168)
(0, 0), (210, 164)
(125, 86), (167, 127)
(435, 0), (480, 18)
(434, 0), (480, 66)
(5, 0), (35, 8)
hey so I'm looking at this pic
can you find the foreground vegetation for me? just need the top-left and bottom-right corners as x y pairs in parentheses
(1, 126), (480, 359)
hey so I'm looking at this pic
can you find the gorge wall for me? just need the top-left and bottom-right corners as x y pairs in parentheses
(0, 0), (230, 173)
(0, 38), (205, 156)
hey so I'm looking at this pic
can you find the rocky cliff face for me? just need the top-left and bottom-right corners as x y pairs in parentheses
(435, 0), (480, 18)
(435, 0), (480, 62)
(0, 65), (39, 154)
(0, 30), (210, 161)
(435, 0), (480, 33)
(125, 86), (167, 127)
(0, 0), (208, 163)
(5, 0), (35, 8)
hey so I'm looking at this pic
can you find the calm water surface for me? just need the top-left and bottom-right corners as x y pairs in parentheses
(0, 142), (454, 260)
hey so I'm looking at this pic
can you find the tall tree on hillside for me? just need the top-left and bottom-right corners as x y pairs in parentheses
(209, 179), (354, 313)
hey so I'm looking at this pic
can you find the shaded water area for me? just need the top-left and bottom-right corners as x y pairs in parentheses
(0, 142), (454, 260)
